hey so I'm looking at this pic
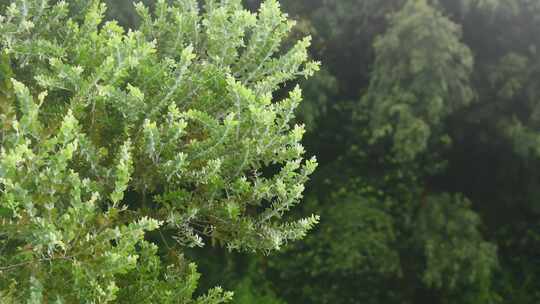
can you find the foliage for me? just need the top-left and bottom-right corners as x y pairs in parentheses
(360, 0), (474, 161)
(3, 0), (540, 303)
(232, 278), (285, 304)
(294, 68), (338, 131)
(417, 193), (498, 303)
(212, 0), (538, 303)
(0, 0), (319, 302)
(266, 188), (402, 304)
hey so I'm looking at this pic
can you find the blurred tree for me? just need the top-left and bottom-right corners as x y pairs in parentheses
(360, 0), (474, 162)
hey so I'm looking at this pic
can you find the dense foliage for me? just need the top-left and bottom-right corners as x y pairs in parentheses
(2, 0), (540, 303)
(0, 0), (319, 302)
(259, 0), (540, 303)
(194, 0), (540, 303)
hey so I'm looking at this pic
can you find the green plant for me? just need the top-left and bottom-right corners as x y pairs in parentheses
(0, 0), (319, 302)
